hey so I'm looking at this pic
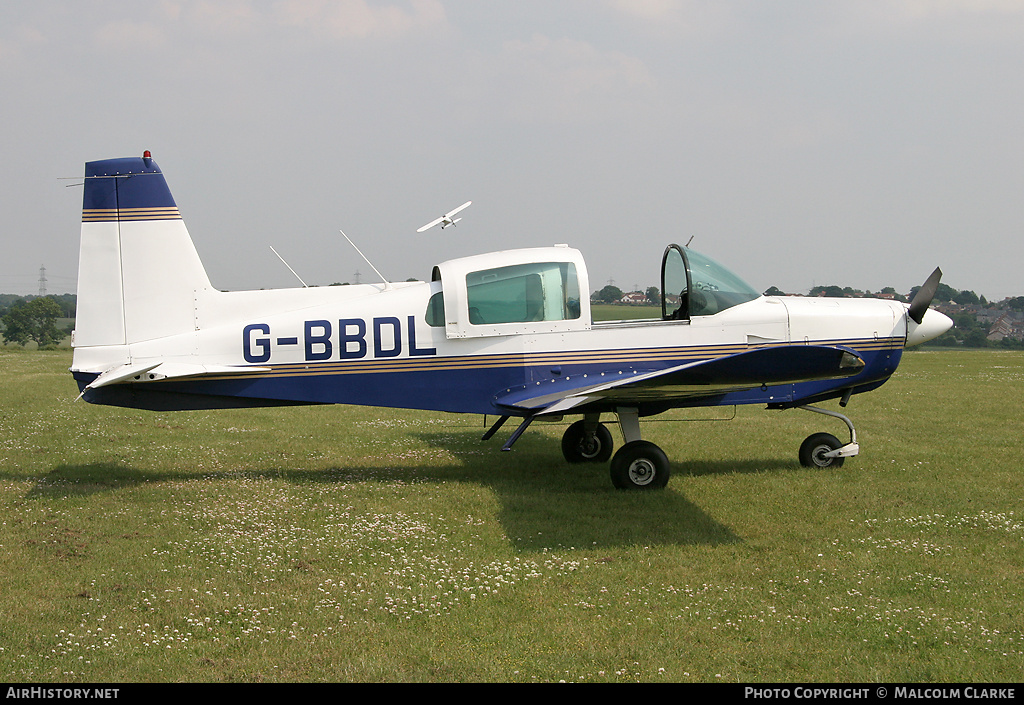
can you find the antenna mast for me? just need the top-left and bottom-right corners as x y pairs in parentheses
(340, 229), (392, 290)
(269, 246), (308, 287)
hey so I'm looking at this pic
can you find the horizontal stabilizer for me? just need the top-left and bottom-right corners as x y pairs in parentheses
(495, 345), (865, 414)
(82, 362), (163, 392)
(80, 361), (270, 396)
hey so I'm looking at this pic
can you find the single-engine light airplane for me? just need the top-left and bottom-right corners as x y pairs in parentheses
(417, 200), (471, 232)
(71, 153), (953, 489)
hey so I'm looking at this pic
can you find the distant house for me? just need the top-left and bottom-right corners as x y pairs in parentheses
(987, 312), (1024, 341)
(620, 292), (649, 305)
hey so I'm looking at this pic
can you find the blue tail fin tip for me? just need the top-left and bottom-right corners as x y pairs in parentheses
(83, 155), (176, 213)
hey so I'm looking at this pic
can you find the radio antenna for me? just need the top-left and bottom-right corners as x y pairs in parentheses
(269, 246), (308, 287)
(340, 229), (392, 290)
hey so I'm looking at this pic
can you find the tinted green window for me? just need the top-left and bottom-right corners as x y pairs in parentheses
(686, 249), (760, 315)
(662, 246), (688, 320)
(425, 291), (444, 327)
(466, 263), (580, 325)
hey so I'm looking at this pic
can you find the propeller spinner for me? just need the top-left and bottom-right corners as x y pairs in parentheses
(905, 267), (953, 346)
(908, 267), (942, 325)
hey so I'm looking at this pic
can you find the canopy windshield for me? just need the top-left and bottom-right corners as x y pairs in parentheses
(662, 245), (761, 320)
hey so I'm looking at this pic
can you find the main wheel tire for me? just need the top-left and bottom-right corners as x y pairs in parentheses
(561, 421), (614, 463)
(610, 440), (670, 490)
(799, 433), (845, 468)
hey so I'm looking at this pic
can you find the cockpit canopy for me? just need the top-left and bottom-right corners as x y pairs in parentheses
(429, 246), (591, 339)
(427, 243), (760, 339)
(661, 244), (761, 320)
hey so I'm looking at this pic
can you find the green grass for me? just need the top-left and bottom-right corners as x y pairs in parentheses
(592, 303), (661, 321)
(1, 347), (1021, 682)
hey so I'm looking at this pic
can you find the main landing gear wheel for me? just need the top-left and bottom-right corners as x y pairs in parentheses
(799, 433), (845, 469)
(610, 440), (670, 490)
(561, 420), (614, 463)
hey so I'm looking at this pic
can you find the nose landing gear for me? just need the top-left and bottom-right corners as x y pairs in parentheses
(797, 405), (859, 469)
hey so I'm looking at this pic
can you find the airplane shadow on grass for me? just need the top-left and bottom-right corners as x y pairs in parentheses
(409, 429), (798, 550)
(25, 430), (796, 552)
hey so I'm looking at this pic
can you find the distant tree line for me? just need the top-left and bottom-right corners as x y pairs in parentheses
(594, 281), (1021, 350)
(589, 286), (661, 305)
(801, 282), (987, 306)
(788, 282), (1014, 349)
(0, 295), (76, 348)
(2, 284), (1022, 350)
(0, 293), (76, 318)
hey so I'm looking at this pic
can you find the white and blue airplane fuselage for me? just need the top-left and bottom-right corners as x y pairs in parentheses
(71, 155), (952, 489)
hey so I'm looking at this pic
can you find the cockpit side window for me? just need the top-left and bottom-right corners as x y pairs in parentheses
(425, 291), (445, 327)
(661, 245), (690, 320)
(465, 262), (580, 325)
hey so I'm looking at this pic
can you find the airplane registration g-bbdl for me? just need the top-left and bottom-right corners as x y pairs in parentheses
(70, 153), (953, 489)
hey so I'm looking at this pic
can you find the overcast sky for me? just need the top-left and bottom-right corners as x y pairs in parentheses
(2, 1), (1022, 301)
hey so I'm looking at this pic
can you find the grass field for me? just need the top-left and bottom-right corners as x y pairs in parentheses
(592, 303), (662, 321)
(0, 347), (1021, 682)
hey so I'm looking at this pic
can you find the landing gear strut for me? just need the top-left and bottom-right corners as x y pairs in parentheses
(556, 407), (672, 489)
(797, 405), (859, 469)
(504, 401), (858, 489)
(559, 407), (671, 490)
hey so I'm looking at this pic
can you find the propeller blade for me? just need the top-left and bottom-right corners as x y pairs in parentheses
(907, 267), (942, 325)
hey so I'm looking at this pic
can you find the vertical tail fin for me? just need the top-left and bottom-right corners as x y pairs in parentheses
(74, 153), (212, 348)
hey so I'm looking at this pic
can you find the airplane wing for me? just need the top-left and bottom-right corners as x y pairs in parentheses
(417, 216), (446, 233)
(447, 201), (471, 217)
(493, 345), (865, 415)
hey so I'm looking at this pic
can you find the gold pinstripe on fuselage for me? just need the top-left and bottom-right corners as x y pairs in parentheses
(191, 337), (903, 382)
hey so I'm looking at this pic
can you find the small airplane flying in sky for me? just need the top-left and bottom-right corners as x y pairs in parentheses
(71, 154), (953, 489)
(417, 201), (471, 232)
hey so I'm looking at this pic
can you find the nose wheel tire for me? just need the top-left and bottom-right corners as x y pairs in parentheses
(610, 441), (670, 490)
(799, 433), (845, 469)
